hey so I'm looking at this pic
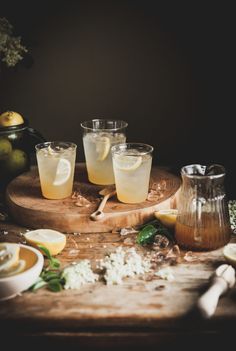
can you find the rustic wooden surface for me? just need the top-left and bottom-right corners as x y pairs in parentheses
(6, 164), (180, 233)
(0, 219), (236, 349)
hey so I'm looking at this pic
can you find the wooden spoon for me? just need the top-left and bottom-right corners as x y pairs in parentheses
(90, 186), (116, 221)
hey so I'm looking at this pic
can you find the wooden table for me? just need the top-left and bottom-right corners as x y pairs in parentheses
(1, 219), (236, 350)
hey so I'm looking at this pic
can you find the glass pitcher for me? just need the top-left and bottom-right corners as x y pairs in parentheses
(175, 164), (231, 250)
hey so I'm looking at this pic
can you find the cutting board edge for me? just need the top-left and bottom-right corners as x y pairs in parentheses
(6, 192), (176, 233)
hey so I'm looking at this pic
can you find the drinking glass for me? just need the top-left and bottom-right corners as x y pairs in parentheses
(81, 119), (128, 185)
(35, 141), (77, 199)
(111, 143), (153, 203)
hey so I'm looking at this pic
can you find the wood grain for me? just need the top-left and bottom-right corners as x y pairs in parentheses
(0, 222), (236, 348)
(6, 164), (181, 233)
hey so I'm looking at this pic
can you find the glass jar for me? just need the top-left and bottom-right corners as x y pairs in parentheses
(0, 119), (45, 191)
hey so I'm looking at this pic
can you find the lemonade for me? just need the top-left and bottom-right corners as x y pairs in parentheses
(83, 132), (126, 185)
(81, 119), (128, 185)
(111, 143), (153, 203)
(36, 142), (77, 199)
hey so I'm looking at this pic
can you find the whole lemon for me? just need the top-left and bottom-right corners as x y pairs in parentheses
(0, 111), (24, 128)
(4, 149), (29, 175)
(0, 138), (12, 161)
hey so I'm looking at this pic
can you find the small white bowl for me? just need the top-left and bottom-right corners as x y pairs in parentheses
(0, 244), (44, 301)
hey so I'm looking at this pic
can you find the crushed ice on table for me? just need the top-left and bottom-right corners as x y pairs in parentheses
(71, 191), (91, 207)
(183, 251), (199, 262)
(147, 180), (167, 202)
(120, 227), (138, 236)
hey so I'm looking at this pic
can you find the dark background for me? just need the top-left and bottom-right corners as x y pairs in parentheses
(1, 1), (235, 196)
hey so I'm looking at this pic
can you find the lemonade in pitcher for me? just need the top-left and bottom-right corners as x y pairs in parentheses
(36, 142), (77, 199)
(81, 120), (127, 185)
(111, 143), (153, 203)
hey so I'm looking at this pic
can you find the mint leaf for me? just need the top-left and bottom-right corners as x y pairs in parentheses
(48, 279), (63, 292)
(37, 245), (52, 259)
(28, 245), (63, 293)
(37, 245), (60, 269)
(136, 220), (174, 246)
(41, 271), (61, 281)
(29, 277), (47, 291)
(136, 224), (158, 245)
(50, 257), (60, 269)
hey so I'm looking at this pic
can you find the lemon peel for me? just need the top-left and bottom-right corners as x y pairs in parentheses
(24, 229), (66, 256)
(223, 243), (236, 267)
(154, 209), (178, 229)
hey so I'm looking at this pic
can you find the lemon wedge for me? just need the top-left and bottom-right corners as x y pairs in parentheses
(114, 155), (142, 171)
(96, 136), (111, 161)
(154, 209), (178, 228)
(223, 243), (236, 267)
(0, 243), (20, 273)
(24, 229), (66, 256)
(53, 158), (71, 186)
(0, 111), (24, 127)
(0, 259), (26, 278)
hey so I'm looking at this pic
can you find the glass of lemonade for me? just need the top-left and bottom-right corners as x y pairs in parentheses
(81, 119), (128, 185)
(111, 143), (153, 203)
(35, 141), (77, 199)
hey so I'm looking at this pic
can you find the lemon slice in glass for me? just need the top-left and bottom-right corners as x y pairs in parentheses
(96, 136), (111, 161)
(114, 155), (142, 171)
(154, 209), (178, 228)
(24, 229), (66, 256)
(223, 243), (236, 267)
(53, 158), (71, 186)
(0, 243), (20, 273)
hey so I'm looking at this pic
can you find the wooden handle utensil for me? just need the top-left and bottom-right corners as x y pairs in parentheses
(197, 264), (235, 318)
(90, 186), (116, 221)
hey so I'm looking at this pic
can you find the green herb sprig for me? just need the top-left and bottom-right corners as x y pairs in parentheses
(29, 245), (65, 292)
(136, 219), (174, 246)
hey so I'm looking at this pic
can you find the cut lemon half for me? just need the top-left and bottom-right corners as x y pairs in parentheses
(24, 229), (66, 256)
(114, 155), (142, 171)
(96, 136), (110, 161)
(0, 111), (24, 127)
(223, 243), (236, 267)
(154, 209), (178, 229)
(53, 158), (71, 186)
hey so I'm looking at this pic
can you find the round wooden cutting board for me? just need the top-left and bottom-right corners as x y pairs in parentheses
(6, 163), (181, 233)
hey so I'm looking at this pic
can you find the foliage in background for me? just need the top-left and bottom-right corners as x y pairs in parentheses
(229, 200), (236, 233)
(0, 17), (27, 67)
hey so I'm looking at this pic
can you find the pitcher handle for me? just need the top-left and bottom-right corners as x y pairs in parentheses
(28, 127), (46, 143)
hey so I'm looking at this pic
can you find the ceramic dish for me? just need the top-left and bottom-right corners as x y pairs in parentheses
(0, 244), (44, 301)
